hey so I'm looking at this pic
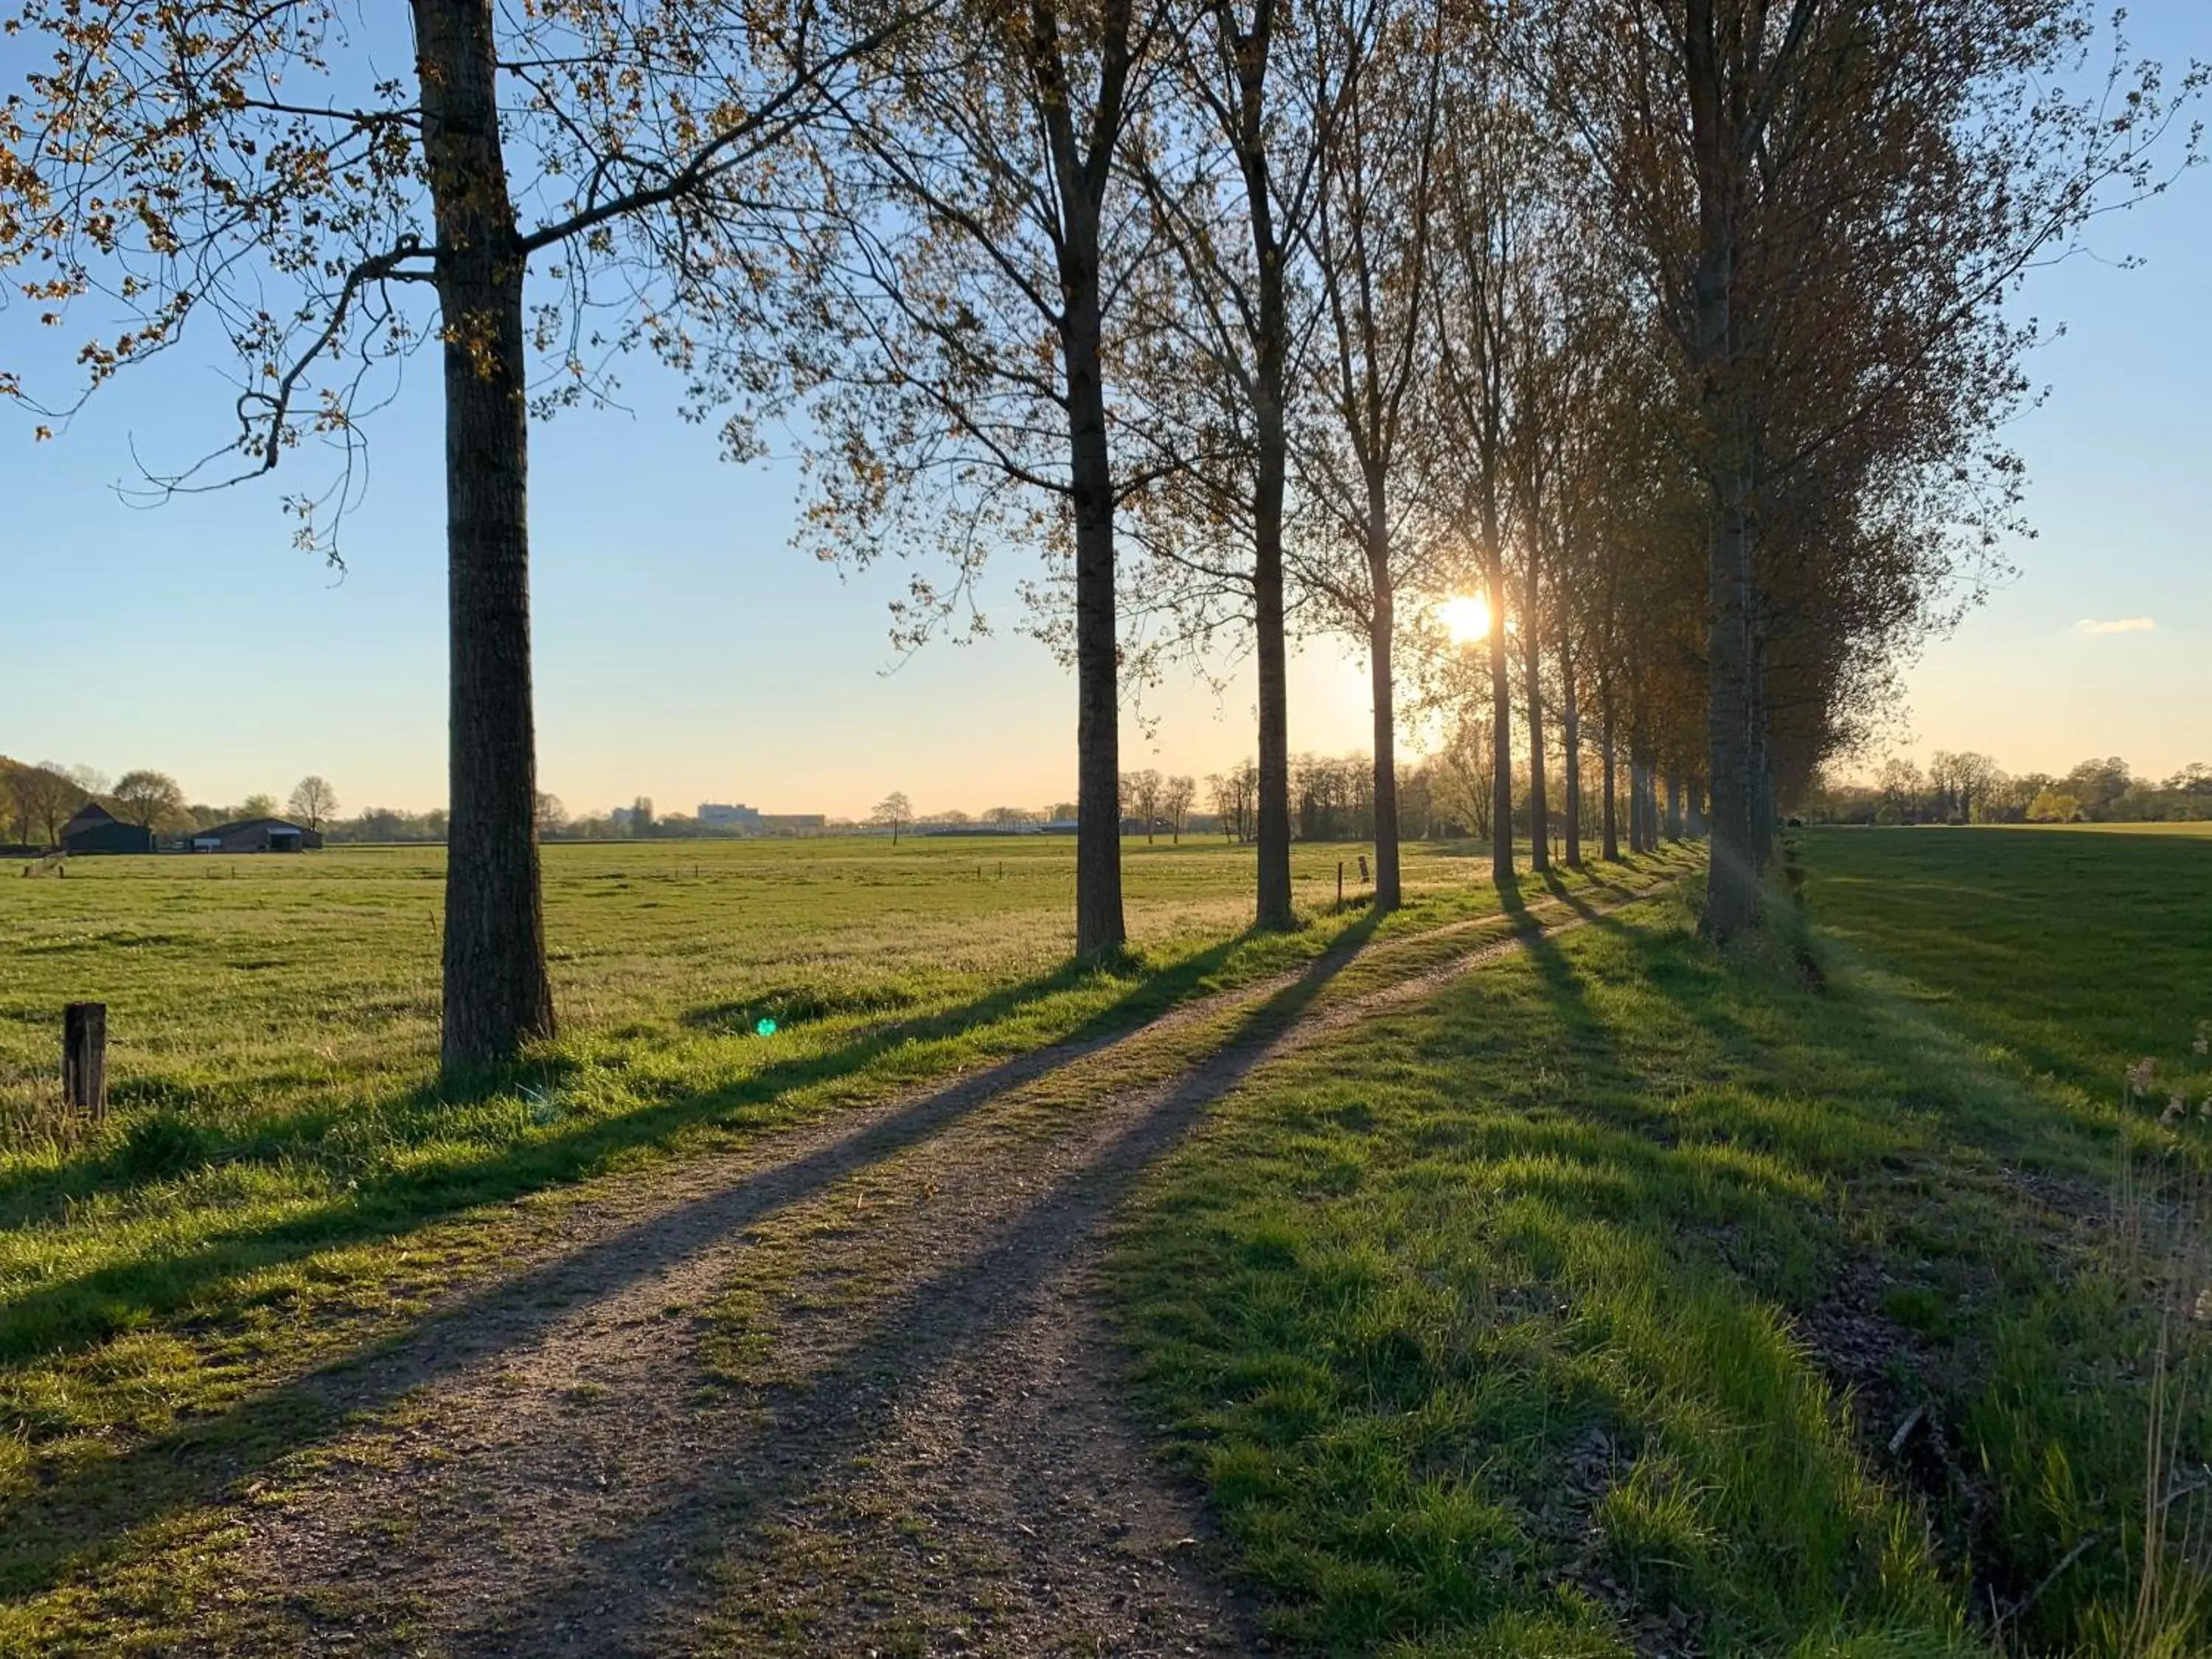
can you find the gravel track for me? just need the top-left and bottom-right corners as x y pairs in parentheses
(222, 880), (1675, 1656)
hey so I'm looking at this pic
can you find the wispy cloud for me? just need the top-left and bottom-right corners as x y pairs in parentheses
(2075, 616), (2156, 636)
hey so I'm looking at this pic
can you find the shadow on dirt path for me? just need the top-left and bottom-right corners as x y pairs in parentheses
(221, 886), (1675, 1657)
(11, 866), (1690, 1655)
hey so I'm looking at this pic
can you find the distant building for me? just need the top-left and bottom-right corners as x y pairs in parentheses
(698, 802), (762, 827)
(189, 817), (324, 853)
(60, 801), (154, 855)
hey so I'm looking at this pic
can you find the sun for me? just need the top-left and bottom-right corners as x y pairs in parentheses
(1439, 594), (1492, 646)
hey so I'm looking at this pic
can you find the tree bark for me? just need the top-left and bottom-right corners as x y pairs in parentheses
(1630, 737), (1651, 855)
(1646, 757), (1662, 847)
(1666, 770), (1683, 841)
(1599, 690), (1620, 861)
(1560, 639), (1582, 866)
(1060, 202), (1126, 959)
(1486, 554), (1513, 885)
(1702, 460), (1759, 929)
(1253, 444), (1293, 928)
(1747, 606), (1775, 859)
(1686, 0), (1761, 942)
(1366, 470), (1402, 910)
(417, 0), (554, 1069)
(1248, 162), (1292, 938)
(1522, 547), (1548, 874)
(1219, 0), (1295, 933)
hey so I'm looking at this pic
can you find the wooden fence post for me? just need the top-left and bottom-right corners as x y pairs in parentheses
(64, 1002), (107, 1125)
(1337, 861), (1344, 907)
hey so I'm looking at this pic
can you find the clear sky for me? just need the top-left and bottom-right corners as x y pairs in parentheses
(4, 9), (2206, 819)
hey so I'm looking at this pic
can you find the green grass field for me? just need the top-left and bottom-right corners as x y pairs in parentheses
(0, 831), (1618, 1646)
(1965, 821), (2212, 838)
(0, 835), (1523, 1355)
(1108, 827), (2212, 1656)
(2, 833), (1442, 1134)
(4, 827), (2208, 1655)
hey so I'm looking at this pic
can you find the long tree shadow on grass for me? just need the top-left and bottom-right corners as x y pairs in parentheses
(418, 909), (1393, 1654)
(0, 912), (1385, 1608)
(1093, 905), (1996, 1654)
(0, 929), (1279, 1349)
(449, 888), (1892, 1656)
(0, 932), (1264, 1234)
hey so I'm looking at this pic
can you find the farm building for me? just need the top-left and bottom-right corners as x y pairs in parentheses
(189, 817), (324, 854)
(60, 801), (155, 855)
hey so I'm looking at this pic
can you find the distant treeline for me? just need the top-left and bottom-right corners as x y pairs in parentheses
(1804, 754), (2212, 827)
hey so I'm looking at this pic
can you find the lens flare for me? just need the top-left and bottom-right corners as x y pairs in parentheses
(1439, 594), (1492, 645)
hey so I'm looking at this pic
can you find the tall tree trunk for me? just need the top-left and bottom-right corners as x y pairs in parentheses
(1366, 471), (1402, 910)
(1703, 459), (1758, 929)
(1686, 39), (1760, 932)
(418, 0), (554, 1069)
(1224, 1), (1295, 933)
(1061, 216), (1125, 959)
(1688, 778), (1707, 835)
(1747, 607), (1774, 862)
(1630, 735), (1652, 854)
(1522, 551), (1548, 874)
(1561, 639), (1582, 866)
(1486, 552), (1513, 885)
(1666, 770), (1683, 840)
(1253, 505), (1293, 928)
(1684, 0), (1761, 938)
(1599, 691), (1620, 861)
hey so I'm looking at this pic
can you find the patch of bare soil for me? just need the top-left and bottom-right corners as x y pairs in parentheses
(211, 890), (1664, 1658)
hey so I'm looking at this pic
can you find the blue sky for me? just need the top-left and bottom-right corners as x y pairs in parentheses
(4, 8), (2207, 819)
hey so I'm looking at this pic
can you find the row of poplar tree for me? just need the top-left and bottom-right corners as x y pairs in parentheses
(4, 0), (2196, 1065)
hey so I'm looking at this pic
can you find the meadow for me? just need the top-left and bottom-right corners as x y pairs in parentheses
(1, 829), (1646, 1646)
(3, 827), (2207, 1655)
(1108, 826), (2212, 1655)
(1, 832), (1435, 1135)
(0, 834), (1525, 1368)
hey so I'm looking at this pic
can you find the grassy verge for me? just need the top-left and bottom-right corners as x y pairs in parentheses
(1107, 830), (2212, 1655)
(0, 836), (1686, 1649)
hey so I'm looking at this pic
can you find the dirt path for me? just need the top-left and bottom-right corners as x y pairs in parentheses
(219, 879), (1676, 1657)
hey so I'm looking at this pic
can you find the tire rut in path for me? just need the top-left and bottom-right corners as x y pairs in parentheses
(227, 883), (1672, 1656)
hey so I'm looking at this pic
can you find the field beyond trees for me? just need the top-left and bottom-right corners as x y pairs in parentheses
(1, 829), (2207, 1655)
